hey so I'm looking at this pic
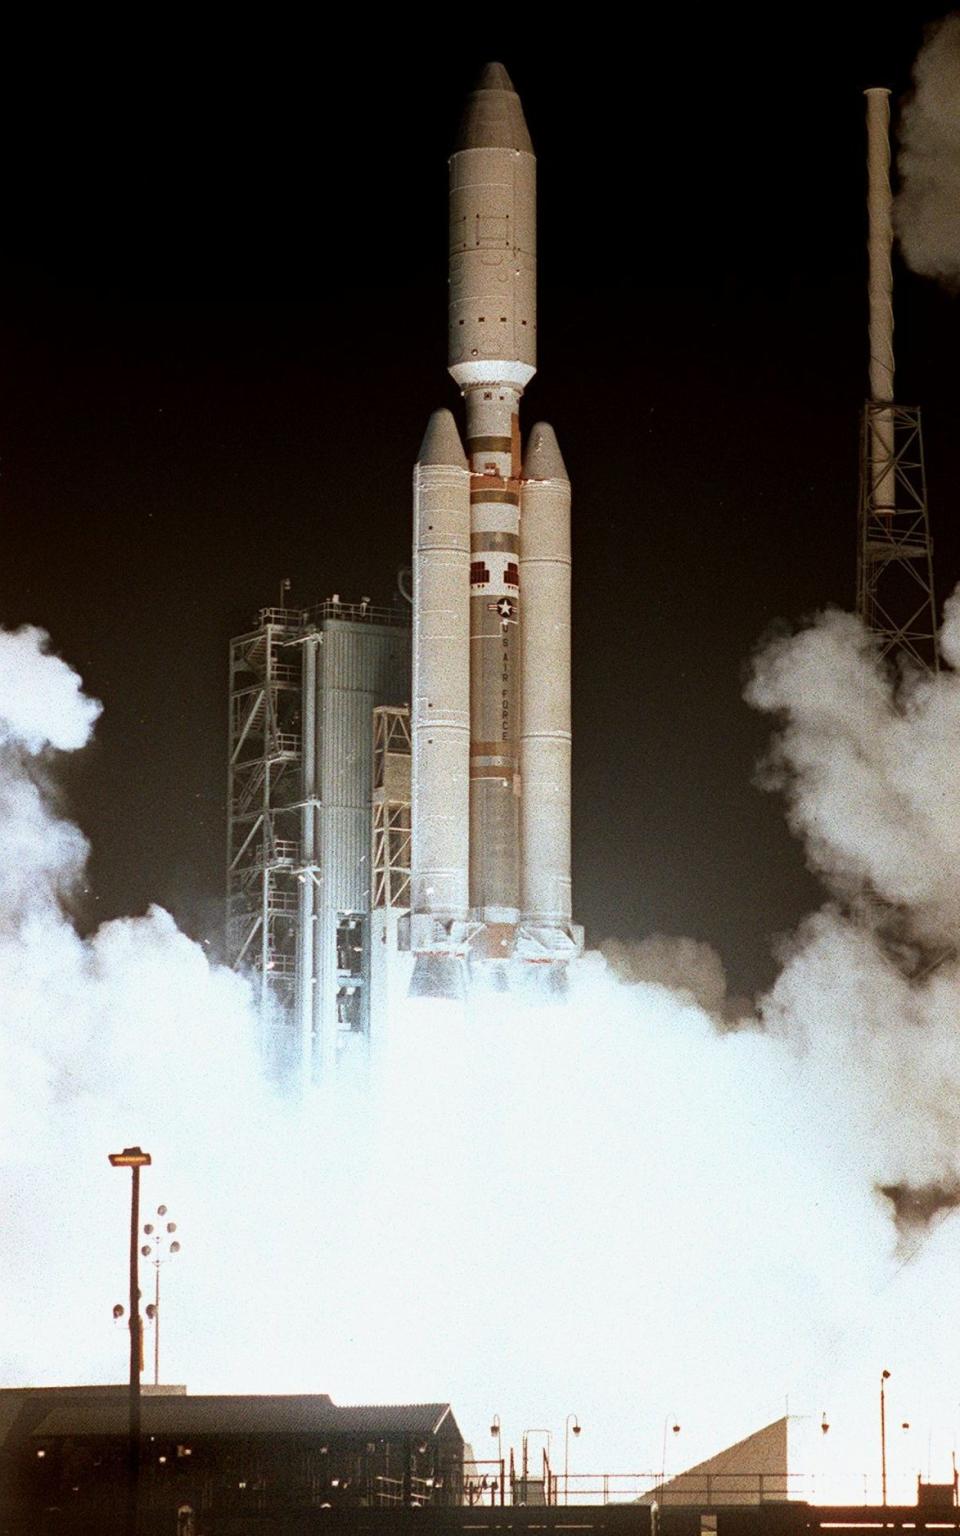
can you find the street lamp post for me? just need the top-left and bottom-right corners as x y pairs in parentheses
(881, 1370), (891, 1505)
(140, 1205), (181, 1387)
(109, 1146), (151, 1536)
(564, 1414), (581, 1505)
(657, 1419), (681, 1492)
(490, 1416), (503, 1506)
(660, 1417), (681, 1500)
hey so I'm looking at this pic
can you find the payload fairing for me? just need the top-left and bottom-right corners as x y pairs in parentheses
(404, 64), (583, 996)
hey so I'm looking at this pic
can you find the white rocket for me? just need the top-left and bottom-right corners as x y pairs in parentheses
(406, 63), (583, 996)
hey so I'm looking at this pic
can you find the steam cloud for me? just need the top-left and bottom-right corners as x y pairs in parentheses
(600, 934), (747, 1024)
(0, 625), (102, 753)
(747, 596), (960, 1242)
(5, 613), (960, 1492)
(895, 14), (960, 285)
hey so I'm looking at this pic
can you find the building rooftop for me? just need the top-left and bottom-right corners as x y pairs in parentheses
(7, 1390), (458, 1442)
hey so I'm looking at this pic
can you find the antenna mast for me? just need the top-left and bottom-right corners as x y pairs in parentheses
(857, 88), (937, 671)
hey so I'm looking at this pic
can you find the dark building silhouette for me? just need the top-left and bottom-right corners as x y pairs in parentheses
(0, 1386), (463, 1534)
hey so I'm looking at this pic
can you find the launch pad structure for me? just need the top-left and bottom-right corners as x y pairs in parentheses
(226, 599), (410, 1081)
(226, 63), (583, 1082)
(856, 88), (937, 673)
(226, 77), (950, 1079)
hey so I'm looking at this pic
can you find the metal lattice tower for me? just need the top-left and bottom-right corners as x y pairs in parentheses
(227, 607), (303, 1067)
(857, 403), (937, 670)
(856, 88), (937, 673)
(227, 599), (410, 1084)
(367, 705), (413, 1058)
(371, 706), (411, 912)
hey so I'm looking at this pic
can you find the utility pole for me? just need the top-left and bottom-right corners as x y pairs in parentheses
(109, 1146), (152, 1536)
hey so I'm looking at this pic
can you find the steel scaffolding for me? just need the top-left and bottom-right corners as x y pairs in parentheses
(857, 402), (938, 673)
(227, 601), (410, 1083)
(856, 90), (937, 675)
(227, 608), (304, 1069)
(372, 706), (411, 912)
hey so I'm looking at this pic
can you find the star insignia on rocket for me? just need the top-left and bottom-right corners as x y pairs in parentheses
(496, 598), (516, 621)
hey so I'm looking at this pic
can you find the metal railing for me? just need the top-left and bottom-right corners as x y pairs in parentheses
(374, 1473), (444, 1508)
(256, 607), (306, 628)
(463, 1466), (881, 1508)
(255, 599), (409, 631)
(303, 598), (409, 629)
(267, 732), (301, 759)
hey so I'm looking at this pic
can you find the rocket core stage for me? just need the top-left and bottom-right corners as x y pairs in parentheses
(405, 64), (583, 997)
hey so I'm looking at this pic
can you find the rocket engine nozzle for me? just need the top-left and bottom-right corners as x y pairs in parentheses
(409, 953), (468, 1003)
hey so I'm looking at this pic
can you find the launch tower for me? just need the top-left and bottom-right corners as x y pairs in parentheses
(857, 88), (937, 672)
(227, 599), (409, 1080)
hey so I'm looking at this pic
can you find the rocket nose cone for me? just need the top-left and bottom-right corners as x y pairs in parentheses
(523, 422), (569, 482)
(476, 61), (515, 92)
(454, 62), (533, 154)
(417, 408), (468, 469)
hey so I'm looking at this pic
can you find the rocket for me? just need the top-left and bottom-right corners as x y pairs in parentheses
(406, 63), (583, 997)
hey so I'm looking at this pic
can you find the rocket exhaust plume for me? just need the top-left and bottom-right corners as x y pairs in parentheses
(11, 600), (960, 1487)
(895, 13), (960, 287)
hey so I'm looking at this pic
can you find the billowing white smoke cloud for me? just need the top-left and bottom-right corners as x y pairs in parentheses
(0, 625), (102, 753)
(746, 604), (960, 943)
(895, 14), (960, 285)
(747, 595), (960, 1213)
(0, 626), (101, 918)
(601, 933), (746, 1023)
(0, 629), (283, 1394)
(742, 598), (960, 1483)
(5, 618), (960, 1497)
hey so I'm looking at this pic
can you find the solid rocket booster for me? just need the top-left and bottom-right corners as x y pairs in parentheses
(408, 64), (582, 991)
(411, 409), (471, 922)
(520, 423), (572, 930)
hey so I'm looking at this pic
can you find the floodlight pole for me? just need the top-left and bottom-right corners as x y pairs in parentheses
(110, 1146), (151, 1536)
(881, 1369), (891, 1505)
(564, 1414), (580, 1505)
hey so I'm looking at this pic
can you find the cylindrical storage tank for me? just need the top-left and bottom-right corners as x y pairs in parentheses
(411, 409), (471, 922)
(519, 422), (572, 927)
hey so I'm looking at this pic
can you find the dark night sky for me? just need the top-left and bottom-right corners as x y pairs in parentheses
(1, 10), (958, 998)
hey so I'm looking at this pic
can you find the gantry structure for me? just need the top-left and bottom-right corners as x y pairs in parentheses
(856, 89), (937, 674)
(371, 706), (411, 913)
(857, 404), (938, 672)
(227, 599), (410, 1082)
(367, 705), (413, 1055)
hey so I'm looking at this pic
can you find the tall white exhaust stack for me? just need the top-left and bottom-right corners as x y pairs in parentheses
(865, 87), (895, 517)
